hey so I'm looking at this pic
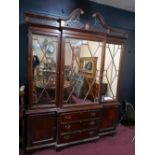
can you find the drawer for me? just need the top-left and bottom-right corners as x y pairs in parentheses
(60, 122), (81, 132)
(60, 112), (81, 123)
(60, 110), (100, 123)
(59, 132), (80, 143)
(82, 129), (97, 139)
(82, 119), (99, 129)
(60, 119), (99, 132)
(81, 110), (100, 119)
(59, 129), (97, 143)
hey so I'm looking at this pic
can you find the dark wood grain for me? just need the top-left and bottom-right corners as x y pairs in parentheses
(26, 112), (56, 147)
(23, 8), (125, 153)
(99, 103), (119, 134)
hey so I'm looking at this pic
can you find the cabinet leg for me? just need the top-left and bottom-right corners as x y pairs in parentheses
(25, 150), (34, 155)
(55, 146), (63, 152)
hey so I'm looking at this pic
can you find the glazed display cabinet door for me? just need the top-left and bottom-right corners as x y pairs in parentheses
(28, 31), (60, 107)
(101, 43), (123, 102)
(62, 37), (105, 105)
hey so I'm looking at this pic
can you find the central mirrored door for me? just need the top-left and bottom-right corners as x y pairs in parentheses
(62, 38), (105, 105)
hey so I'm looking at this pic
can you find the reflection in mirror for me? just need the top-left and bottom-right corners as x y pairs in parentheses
(101, 43), (122, 101)
(32, 34), (58, 105)
(64, 38), (103, 105)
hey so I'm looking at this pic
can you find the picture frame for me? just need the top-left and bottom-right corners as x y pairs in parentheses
(79, 57), (97, 78)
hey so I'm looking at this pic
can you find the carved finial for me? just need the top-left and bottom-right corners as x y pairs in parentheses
(60, 8), (84, 28)
(92, 12), (109, 32)
(64, 8), (84, 20)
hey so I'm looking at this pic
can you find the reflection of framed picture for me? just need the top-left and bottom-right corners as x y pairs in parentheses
(79, 57), (97, 78)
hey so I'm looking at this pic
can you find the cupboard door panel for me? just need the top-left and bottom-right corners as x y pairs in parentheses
(27, 113), (56, 146)
(100, 107), (118, 130)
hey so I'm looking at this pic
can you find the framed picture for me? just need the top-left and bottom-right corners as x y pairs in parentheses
(79, 57), (97, 78)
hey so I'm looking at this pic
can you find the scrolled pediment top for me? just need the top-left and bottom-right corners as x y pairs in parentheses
(61, 8), (84, 21)
(92, 12), (109, 30)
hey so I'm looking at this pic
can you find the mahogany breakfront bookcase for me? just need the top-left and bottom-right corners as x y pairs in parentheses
(24, 8), (127, 154)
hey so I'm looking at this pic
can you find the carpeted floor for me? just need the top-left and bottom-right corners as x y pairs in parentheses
(20, 124), (135, 155)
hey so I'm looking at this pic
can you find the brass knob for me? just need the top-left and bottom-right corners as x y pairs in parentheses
(65, 115), (71, 119)
(90, 112), (96, 116)
(65, 124), (71, 129)
(89, 131), (94, 135)
(64, 135), (70, 140)
(89, 121), (95, 125)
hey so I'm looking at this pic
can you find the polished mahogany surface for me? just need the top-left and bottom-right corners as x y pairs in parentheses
(23, 8), (126, 154)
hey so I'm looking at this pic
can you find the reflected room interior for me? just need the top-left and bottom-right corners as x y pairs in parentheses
(32, 34), (58, 105)
(63, 38), (122, 105)
(32, 36), (122, 106)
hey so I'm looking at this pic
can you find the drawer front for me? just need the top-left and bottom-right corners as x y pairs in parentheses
(81, 110), (100, 119)
(82, 119), (99, 129)
(60, 112), (81, 123)
(60, 122), (81, 132)
(59, 129), (97, 143)
(60, 119), (99, 132)
(59, 132), (80, 143)
(82, 129), (97, 139)
(60, 110), (100, 123)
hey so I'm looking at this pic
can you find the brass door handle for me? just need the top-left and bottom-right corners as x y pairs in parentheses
(90, 112), (96, 116)
(89, 121), (95, 125)
(65, 115), (71, 119)
(65, 124), (71, 129)
(89, 131), (94, 135)
(64, 135), (70, 140)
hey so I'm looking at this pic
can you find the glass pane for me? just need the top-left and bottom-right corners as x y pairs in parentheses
(101, 43), (122, 101)
(32, 34), (58, 105)
(63, 38), (103, 105)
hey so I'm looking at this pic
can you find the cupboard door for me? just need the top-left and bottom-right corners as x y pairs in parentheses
(29, 32), (60, 107)
(62, 37), (105, 106)
(27, 113), (56, 146)
(100, 107), (118, 130)
(101, 43), (123, 102)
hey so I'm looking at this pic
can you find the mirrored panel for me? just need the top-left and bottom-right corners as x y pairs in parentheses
(101, 43), (122, 101)
(63, 38), (103, 105)
(32, 34), (58, 105)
